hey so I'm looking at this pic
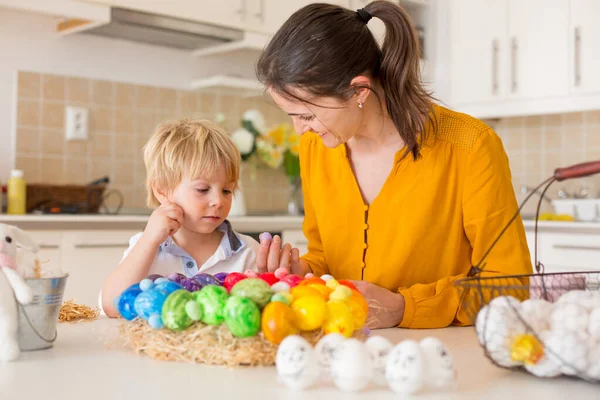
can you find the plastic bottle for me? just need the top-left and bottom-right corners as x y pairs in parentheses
(7, 169), (26, 215)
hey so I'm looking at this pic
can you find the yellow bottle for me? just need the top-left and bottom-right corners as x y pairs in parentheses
(7, 169), (26, 215)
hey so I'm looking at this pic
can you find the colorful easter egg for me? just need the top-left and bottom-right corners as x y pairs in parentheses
(146, 274), (163, 282)
(280, 274), (304, 288)
(307, 284), (333, 300)
(192, 273), (221, 287)
(244, 270), (259, 278)
(167, 272), (187, 285)
(214, 272), (229, 284)
(134, 288), (168, 321)
(291, 295), (327, 331)
(182, 278), (202, 292)
(154, 280), (182, 296)
(224, 272), (247, 292)
(271, 292), (293, 305)
(338, 280), (358, 291)
(115, 283), (142, 321)
(271, 281), (291, 293)
(274, 267), (289, 279)
(230, 278), (273, 309)
(262, 301), (298, 344)
(224, 296), (261, 338)
(326, 279), (340, 289)
(259, 272), (279, 286)
(193, 285), (229, 326)
(329, 285), (353, 301)
(162, 289), (195, 331)
(300, 277), (326, 286)
(346, 296), (368, 330)
(323, 301), (355, 338)
(290, 285), (322, 300)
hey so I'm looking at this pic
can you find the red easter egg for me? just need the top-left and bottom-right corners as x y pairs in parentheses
(259, 272), (279, 286)
(338, 280), (358, 291)
(224, 272), (247, 292)
(279, 274), (304, 288)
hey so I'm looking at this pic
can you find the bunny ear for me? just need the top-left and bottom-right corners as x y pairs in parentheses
(11, 226), (39, 253)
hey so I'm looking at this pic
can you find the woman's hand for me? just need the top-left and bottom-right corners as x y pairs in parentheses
(350, 280), (405, 329)
(256, 232), (306, 274)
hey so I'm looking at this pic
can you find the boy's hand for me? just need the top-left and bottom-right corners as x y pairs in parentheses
(143, 202), (184, 245)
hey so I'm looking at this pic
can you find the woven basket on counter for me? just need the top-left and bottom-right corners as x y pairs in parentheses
(26, 183), (106, 213)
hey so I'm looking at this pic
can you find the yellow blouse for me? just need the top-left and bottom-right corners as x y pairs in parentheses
(299, 105), (533, 328)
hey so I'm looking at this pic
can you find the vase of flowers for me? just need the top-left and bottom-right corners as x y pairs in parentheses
(230, 110), (303, 215)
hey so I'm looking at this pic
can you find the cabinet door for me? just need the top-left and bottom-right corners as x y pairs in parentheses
(538, 232), (600, 272)
(60, 230), (137, 306)
(81, 0), (246, 30)
(260, 0), (350, 35)
(569, 0), (600, 94)
(507, 0), (569, 99)
(449, 0), (508, 105)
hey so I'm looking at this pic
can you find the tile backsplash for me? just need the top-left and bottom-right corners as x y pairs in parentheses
(14, 71), (292, 214)
(491, 110), (600, 214)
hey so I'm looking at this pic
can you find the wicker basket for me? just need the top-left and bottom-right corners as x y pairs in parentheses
(26, 184), (106, 213)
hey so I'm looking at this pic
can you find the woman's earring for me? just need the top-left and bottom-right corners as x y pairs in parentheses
(358, 102), (363, 109)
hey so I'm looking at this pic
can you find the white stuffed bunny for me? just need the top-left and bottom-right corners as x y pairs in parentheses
(0, 223), (39, 361)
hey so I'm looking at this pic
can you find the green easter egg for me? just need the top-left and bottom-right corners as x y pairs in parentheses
(193, 285), (229, 326)
(162, 289), (194, 331)
(271, 293), (291, 305)
(224, 296), (261, 338)
(230, 278), (273, 309)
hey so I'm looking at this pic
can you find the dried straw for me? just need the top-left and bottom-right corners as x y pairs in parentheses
(59, 300), (100, 323)
(118, 319), (366, 368)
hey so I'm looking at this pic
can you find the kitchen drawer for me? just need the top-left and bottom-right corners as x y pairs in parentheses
(281, 229), (308, 256)
(539, 232), (600, 271)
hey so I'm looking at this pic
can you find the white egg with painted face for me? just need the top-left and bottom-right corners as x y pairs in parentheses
(314, 333), (345, 381)
(365, 335), (393, 386)
(419, 337), (456, 389)
(331, 338), (372, 392)
(385, 340), (425, 394)
(276, 335), (319, 390)
(586, 338), (600, 380)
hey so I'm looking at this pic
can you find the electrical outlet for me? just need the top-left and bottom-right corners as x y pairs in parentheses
(65, 106), (89, 141)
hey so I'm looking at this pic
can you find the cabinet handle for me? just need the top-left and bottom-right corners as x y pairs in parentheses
(575, 26), (582, 87)
(552, 244), (600, 251)
(254, 0), (264, 23)
(511, 37), (518, 93)
(39, 244), (60, 249)
(74, 244), (129, 249)
(237, 0), (246, 20)
(492, 39), (499, 95)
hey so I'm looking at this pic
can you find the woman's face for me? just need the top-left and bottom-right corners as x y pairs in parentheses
(269, 87), (365, 148)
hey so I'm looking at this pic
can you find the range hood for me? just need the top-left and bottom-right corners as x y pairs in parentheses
(82, 7), (245, 50)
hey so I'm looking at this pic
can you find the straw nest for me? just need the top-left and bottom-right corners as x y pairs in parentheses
(118, 318), (366, 368)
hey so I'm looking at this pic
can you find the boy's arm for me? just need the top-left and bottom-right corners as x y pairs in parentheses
(101, 233), (159, 317)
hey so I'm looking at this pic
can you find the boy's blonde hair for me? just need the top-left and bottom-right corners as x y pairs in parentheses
(143, 119), (240, 208)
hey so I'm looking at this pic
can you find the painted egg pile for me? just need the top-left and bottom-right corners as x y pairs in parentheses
(115, 268), (369, 343)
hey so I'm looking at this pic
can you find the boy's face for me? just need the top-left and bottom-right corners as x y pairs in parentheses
(167, 167), (236, 235)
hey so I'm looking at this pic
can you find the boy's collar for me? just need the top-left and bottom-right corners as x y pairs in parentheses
(159, 219), (244, 258)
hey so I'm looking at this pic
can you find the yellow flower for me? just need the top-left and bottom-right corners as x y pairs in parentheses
(288, 132), (299, 146)
(290, 144), (300, 156)
(268, 126), (286, 146)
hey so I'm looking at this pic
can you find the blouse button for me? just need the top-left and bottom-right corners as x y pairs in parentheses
(186, 261), (195, 268)
(362, 243), (368, 249)
(363, 223), (369, 230)
(363, 205), (369, 211)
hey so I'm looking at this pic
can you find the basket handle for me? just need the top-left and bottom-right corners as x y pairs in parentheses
(554, 160), (600, 181)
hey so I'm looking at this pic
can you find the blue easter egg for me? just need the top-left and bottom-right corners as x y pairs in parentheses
(154, 281), (182, 296)
(139, 278), (154, 291)
(134, 289), (169, 321)
(115, 283), (142, 321)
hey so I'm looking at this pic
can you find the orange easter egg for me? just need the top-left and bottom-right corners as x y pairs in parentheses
(346, 296), (368, 330)
(300, 277), (326, 286)
(350, 289), (369, 314)
(290, 285), (322, 300)
(323, 300), (354, 338)
(261, 301), (298, 344)
(338, 280), (358, 291)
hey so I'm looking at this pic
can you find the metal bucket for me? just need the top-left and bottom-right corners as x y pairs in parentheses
(17, 275), (68, 351)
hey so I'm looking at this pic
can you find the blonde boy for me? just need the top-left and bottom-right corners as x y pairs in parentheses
(101, 119), (259, 317)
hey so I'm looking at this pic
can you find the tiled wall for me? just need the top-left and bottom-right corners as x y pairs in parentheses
(491, 110), (600, 215)
(14, 71), (292, 214)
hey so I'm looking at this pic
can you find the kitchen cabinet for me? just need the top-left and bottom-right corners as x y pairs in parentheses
(60, 230), (136, 306)
(281, 229), (308, 256)
(569, 0), (600, 94)
(448, 0), (568, 106)
(26, 230), (63, 278)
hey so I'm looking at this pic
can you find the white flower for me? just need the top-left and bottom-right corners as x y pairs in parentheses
(242, 109), (266, 133)
(231, 128), (255, 155)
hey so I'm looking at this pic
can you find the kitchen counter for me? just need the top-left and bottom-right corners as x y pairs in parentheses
(1, 318), (597, 400)
(523, 219), (600, 233)
(0, 214), (304, 232)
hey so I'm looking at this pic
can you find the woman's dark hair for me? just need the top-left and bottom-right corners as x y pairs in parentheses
(256, 1), (435, 159)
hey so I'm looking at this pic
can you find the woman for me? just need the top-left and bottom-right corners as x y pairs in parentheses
(255, 1), (532, 329)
